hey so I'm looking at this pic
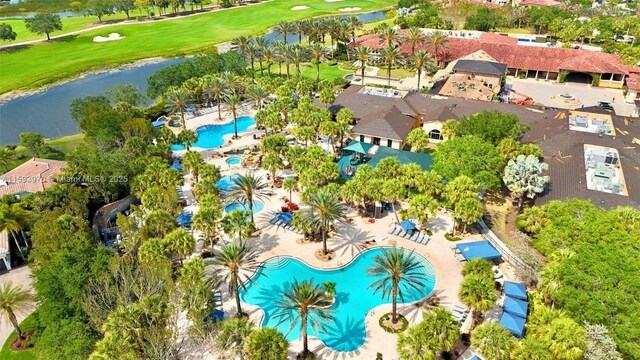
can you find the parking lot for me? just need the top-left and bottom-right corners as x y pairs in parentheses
(506, 78), (637, 117)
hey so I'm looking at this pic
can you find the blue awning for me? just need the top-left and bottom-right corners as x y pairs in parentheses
(343, 140), (374, 155)
(504, 296), (528, 318)
(470, 356), (483, 360)
(151, 119), (166, 127)
(171, 163), (183, 171)
(456, 240), (502, 261)
(504, 281), (528, 301)
(499, 311), (526, 337)
(176, 211), (192, 225)
(277, 212), (293, 223)
(399, 220), (416, 231)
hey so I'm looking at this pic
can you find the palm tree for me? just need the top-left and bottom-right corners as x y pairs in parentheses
(192, 206), (222, 248)
(261, 46), (275, 77)
(425, 31), (449, 68)
(379, 27), (398, 47)
(367, 247), (429, 323)
(273, 40), (286, 75)
(0, 283), (33, 340)
(411, 50), (436, 90)
(245, 41), (259, 78)
(206, 241), (261, 316)
(380, 45), (402, 86)
(405, 27), (426, 54)
(246, 85), (269, 110)
(0, 147), (16, 172)
(203, 75), (226, 120)
(227, 173), (269, 223)
(283, 178), (297, 200)
(273, 21), (292, 44)
(165, 87), (190, 128)
(347, 15), (362, 43)
(299, 188), (347, 255)
(354, 46), (371, 85)
(288, 45), (308, 76)
(222, 209), (256, 241)
(459, 274), (498, 328)
(177, 129), (198, 150)
(308, 43), (326, 82)
(224, 91), (241, 139)
(231, 35), (252, 58)
(397, 308), (460, 359)
(292, 20), (305, 43)
(254, 37), (268, 76)
(182, 150), (204, 182)
(274, 279), (335, 358)
(0, 203), (29, 261)
(163, 228), (194, 265)
(471, 323), (514, 360)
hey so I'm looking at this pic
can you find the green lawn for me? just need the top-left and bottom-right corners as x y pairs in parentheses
(3, 134), (85, 172)
(0, 313), (37, 360)
(390, 67), (415, 79)
(0, 0), (395, 94)
(300, 62), (350, 81)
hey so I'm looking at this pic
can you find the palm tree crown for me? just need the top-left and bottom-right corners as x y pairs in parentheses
(0, 282), (34, 339)
(299, 188), (347, 255)
(226, 173), (269, 224)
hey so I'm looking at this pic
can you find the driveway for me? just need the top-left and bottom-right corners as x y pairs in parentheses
(506, 78), (637, 117)
(0, 266), (35, 347)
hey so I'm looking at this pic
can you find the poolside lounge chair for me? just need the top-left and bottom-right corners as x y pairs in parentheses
(417, 234), (427, 244)
(388, 226), (397, 234)
(453, 303), (468, 312)
(398, 229), (407, 238)
(410, 232), (420, 242)
(392, 227), (403, 236)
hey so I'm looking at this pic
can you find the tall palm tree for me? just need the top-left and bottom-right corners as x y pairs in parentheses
(308, 43), (327, 81)
(0, 283), (33, 340)
(274, 279), (335, 358)
(231, 35), (252, 59)
(347, 15), (363, 43)
(380, 45), (402, 86)
(292, 20), (306, 43)
(368, 247), (428, 323)
(405, 27), (426, 54)
(411, 50), (436, 90)
(337, 20), (352, 60)
(206, 241), (261, 316)
(222, 209), (256, 241)
(203, 75), (226, 120)
(272, 40), (286, 75)
(379, 27), (399, 47)
(0, 203), (29, 261)
(471, 323), (514, 360)
(261, 46), (275, 77)
(273, 21), (292, 44)
(254, 37), (269, 76)
(246, 85), (269, 110)
(0, 147), (16, 173)
(224, 91), (241, 139)
(165, 87), (190, 128)
(227, 173), (269, 224)
(459, 274), (498, 328)
(425, 31), (449, 68)
(354, 46), (371, 85)
(299, 188), (347, 255)
(192, 205), (222, 248)
(244, 41), (259, 78)
(288, 45), (308, 76)
(163, 228), (194, 265)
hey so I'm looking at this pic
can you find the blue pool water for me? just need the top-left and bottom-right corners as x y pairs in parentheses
(240, 247), (436, 352)
(171, 116), (255, 150)
(225, 200), (265, 214)
(226, 157), (242, 166)
(216, 174), (240, 192)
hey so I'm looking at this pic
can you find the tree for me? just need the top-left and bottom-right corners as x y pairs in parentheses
(261, 152), (284, 182)
(411, 50), (436, 90)
(0, 283), (34, 340)
(380, 45), (402, 86)
(0, 23), (17, 41)
(503, 155), (550, 210)
(206, 241), (260, 317)
(308, 43), (326, 82)
(283, 178), (298, 200)
(397, 308), (460, 359)
(24, 13), (62, 40)
(379, 27), (399, 47)
(216, 317), (253, 360)
(114, 0), (136, 19)
(19, 132), (46, 157)
(0, 203), (30, 261)
(224, 91), (242, 139)
(163, 228), (194, 265)
(298, 187), (347, 255)
(274, 21), (292, 44)
(86, 0), (115, 22)
(0, 147), (16, 172)
(471, 323), (514, 360)
(512, 337), (553, 360)
(465, 7), (505, 32)
(192, 205), (222, 248)
(458, 110), (529, 145)
(247, 327), (289, 360)
(105, 83), (146, 106)
(354, 46), (371, 85)
(584, 323), (622, 360)
(459, 274), (497, 327)
(177, 129), (198, 150)
(382, 179), (406, 223)
(222, 210), (256, 241)
(367, 247), (429, 323)
(406, 128), (431, 152)
(425, 30), (449, 66)
(203, 76), (226, 120)
(164, 87), (190, 128)
(182, 150), (204, 182)
(453, 197), (484, 234)
(227, 173), (269, 223)
(405, 27), (426, 54)
(544, 317), (587, 360)
(179, 257), (215, 328)
(274, 279), (334, 358)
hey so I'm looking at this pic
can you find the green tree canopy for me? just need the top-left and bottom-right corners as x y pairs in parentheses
(24, 13), (62, 40)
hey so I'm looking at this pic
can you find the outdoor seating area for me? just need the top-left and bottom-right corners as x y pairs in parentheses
(270, 212), (303, 234)
(499, 281), (529, 337)
(454, 240), (502, 262)
(387, 220), (430, 245)
(450, 302), (470, 323)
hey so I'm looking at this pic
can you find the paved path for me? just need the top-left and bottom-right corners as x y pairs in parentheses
(0, 266), (34, 347)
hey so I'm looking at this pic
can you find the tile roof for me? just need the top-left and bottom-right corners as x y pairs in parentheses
(324, 85), (419, 119)
(478, 32), (518, 46)
(0, 158), (66, 196)
(453, 59), (508, 76)
(627, 72), (640, 91)
(351, 105), (419, 140)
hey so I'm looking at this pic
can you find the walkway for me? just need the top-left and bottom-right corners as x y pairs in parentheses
(0, 266), (34, 347)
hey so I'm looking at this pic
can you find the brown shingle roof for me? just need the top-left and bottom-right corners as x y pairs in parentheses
(0, 158), (66, 196)
(351, 106), (419, 141)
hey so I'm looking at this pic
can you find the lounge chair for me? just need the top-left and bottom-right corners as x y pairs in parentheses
(392, 227), (403, 236)
(453, 303), (468, 312)
(421, 234), (430, 245)
(397, 230), (407, 238)
(388, 226), (397, 234)
(270, 217), (278, 224)
(410, 232), (420, 242)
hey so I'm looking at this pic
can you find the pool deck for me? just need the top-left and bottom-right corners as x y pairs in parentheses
(190, 166), (483, 359)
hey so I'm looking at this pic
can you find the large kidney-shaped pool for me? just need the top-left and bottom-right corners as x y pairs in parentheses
(171, 116), (255, 150)
(240, 247), (436, 352)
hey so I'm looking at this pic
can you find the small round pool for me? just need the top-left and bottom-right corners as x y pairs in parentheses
(216, 174), (239, 192)
(226, 157), (242, 166)
(225, 200), (264, 214)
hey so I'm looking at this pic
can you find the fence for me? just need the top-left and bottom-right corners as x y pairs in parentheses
(477, 219), (536, 273)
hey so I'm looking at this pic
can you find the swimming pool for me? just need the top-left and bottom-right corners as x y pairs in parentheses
(226, 157), (242, 166)
(216, 174), (239, 192)
(171, 116), (255, 150)
(225, 200), (265, 214)
(240, 247), (436, 352)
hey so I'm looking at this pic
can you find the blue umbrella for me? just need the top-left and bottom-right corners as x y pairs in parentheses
(171, 163), (183, 171)
(399, 220), (416, 231)
(205, 309), (224, 323)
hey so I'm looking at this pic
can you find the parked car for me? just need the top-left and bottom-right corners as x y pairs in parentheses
(598, 101), (614, 111)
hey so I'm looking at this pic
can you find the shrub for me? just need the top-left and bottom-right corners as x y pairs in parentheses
(379, 313), (409, 333)
(445, 232), (461, 241)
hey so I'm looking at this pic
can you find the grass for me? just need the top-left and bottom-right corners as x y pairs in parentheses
(3, 134), (85, 172)
(495, 27), (534, 35)
(0, 313), (37, 360)
(390, 68), (415, 79)
(299, 62), (350, 81)
(0, 0), (395, 94)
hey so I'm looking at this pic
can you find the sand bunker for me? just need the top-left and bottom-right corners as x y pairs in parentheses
(339, 7), (361, 11)
(93, 33), (125, 42)
(291, 5), (309, 10)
